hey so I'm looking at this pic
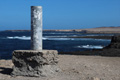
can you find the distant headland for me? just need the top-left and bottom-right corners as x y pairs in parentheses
(3, 26), (120, 34)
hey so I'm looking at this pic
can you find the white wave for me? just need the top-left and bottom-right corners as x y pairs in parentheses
(77, 45), (103, 49)
(94, 39), (111, 41)
(42, 37), (110, 41)
(43, 33), (75, 35)
(7, 36), (31, 40)
(42, 37), (75, 40)
(7, 36), (111, 41)
(7, 36), (75, 41)
(73, 35), (77, 36)
(44, 36), (67, 38)
(43, 33), (65, 34)
(7, 36), (73, 40)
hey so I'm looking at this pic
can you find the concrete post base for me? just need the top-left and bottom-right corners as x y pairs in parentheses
(11, 50), (59, 77)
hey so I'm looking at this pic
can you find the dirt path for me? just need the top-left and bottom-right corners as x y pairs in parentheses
(0, 55), (120, 80)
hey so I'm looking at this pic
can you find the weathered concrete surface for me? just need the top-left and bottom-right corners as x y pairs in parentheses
(11, 50), (59, 77)
(31, 6), (42, 51)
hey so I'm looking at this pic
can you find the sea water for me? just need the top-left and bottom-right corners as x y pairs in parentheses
(0, 31), (112, 59)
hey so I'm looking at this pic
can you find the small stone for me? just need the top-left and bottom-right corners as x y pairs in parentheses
(92, 77), (100, 80)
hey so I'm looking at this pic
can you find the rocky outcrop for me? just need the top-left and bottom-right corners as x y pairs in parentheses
(100, 35), (120, 56)
(59, 36), (120, 57)
(105, 35), (120, 49)
(11, 50), (60, 77)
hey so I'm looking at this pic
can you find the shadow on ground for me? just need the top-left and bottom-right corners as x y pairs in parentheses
(0, 67), (12, 75)
(59, 48), (120, 57)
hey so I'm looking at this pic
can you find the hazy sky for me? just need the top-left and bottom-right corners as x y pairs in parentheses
(0, 0), (120, 30)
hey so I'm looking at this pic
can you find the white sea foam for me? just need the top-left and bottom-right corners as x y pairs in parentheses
(7, 36), (31, 40)
(7, 36), (76, 40)
(73, 35), (77, 36)
(43, 33), (75, 35)
(77, 45), (104, 49)
(7, 36), (111, 41)
(44, 36), (67, 38)
(42, 37), (75, 40)
(94, 39), (111, 41)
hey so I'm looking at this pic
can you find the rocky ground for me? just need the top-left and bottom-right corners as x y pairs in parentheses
(0, 55), (120, 80)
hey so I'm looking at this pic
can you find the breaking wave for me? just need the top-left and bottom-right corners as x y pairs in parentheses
(43, 32), (75, 34)
(7, 36), (110, 41)
(42, 37), (75, 40)
(44, 36), (67, 38)
(7, 36), (30, 40)
(77, 45), (104, 49)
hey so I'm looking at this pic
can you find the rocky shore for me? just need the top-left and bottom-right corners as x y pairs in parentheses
(0, 35), (120, 80)
(0, 27), (120, 80)
(60, 35), (120, 57)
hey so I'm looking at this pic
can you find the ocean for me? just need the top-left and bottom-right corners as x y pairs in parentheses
(0, 31), (112, 59)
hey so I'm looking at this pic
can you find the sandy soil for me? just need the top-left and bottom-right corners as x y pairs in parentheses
(44, 27), (120, 33)
(0, 55), (120, 80)
(82, 27), (120, 33)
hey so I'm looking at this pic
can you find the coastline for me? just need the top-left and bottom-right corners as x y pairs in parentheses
(0, 27), (120, 80)
(3, 26), (120, 34)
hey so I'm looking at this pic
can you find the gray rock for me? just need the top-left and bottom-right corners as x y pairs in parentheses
(105, 36), (120, 49)
(101, 35), (120, 57)
(11, 50), (59, 77)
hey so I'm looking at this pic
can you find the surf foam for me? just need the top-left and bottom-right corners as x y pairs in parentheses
(77, 45), (104, 49)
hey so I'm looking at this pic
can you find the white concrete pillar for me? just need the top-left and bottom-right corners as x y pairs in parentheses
(31, 6), (42, 51)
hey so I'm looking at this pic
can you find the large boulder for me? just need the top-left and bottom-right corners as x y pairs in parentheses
(101, 35), (120, 57)
(105, 35), (120, 49)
